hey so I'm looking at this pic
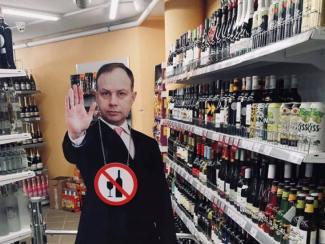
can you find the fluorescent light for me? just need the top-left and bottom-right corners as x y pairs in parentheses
(3, 8), (60, 21)
(109, 0), (120, 20)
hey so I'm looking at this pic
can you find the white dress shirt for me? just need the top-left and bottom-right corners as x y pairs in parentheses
(68, 117), (135, 159)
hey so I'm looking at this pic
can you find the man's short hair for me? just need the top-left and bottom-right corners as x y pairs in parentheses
(96, 63), (134, 90)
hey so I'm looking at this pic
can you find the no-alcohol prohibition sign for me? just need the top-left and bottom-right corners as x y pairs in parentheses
(94, 163), (138, 206)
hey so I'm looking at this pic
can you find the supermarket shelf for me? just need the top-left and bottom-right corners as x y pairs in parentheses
(171, 198), (216, 244)
(0, 171), (36, 186)
(165, 28), (325, 83)
(0, 69), (26, 78)
(162, 119), (325, 164)
(159, 145), (168, 153)
(0, 228), (31, 244)
(0, 133), (31, 145)
(22, 117), (41, 122)
(15, 90), (41, 95)
(165, 156), (278, 244)
(19, 142), (45, 149)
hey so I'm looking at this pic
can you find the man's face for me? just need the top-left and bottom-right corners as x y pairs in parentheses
(96, 68), (136, 126)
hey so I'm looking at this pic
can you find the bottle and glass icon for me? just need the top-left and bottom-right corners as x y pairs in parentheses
(106, 170), (123, 198)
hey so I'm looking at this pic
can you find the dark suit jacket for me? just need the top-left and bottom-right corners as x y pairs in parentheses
(62, 120), (177, 244)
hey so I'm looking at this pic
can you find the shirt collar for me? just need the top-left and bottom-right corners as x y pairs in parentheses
(99, 117), (130, 135)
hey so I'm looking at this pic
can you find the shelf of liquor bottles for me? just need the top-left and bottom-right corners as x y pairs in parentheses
(172, 197), (217, 244)
(0, 133), (31, 146)
(165, 26), (325, 83)
(0, 69), (27, 78)
(0, 228), (31, 244)
(163, 119), (325, 164)
(0, 170), (35, 187)
(166, 156), (279, 244)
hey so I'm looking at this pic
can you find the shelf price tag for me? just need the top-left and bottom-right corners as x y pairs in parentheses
(212, 133), (219, 141)
(233, 138), (240, 147)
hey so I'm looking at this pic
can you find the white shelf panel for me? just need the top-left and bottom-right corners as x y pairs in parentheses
(22, 117), (41, 122)
(0, 133), (31, 145)
(0, 171), (36, 186)
(165, 28), (325, 83)
(171, 198), (217, 244)
(163, 119), (325, 164)
(0, 228), (31, 244)
(165, 156), (279, 244)
(15, 90), (41, 95)
(0, 69), (26, 78)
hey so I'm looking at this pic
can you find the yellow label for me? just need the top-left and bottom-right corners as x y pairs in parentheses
(305, 203), (314, 213)
(288, 193), (297, 202)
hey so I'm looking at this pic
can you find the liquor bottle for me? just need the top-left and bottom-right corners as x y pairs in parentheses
(192, 136), (202, 178)
(115, 170), (123, 198)
(259, 160), (276, 213)
(0, 186), (9, 237)
(319, 204), (325, 244)
(279, 102), (292, 145)
(208, 11), (218, 65)
(215, 7), (225, 62)
(5, 185), (21, 232)
(248, 76), (261, 138)
(268, 0), (279, 43)
(239, 167), (252, 215)
(206, 82), (216, 129)
(36, 124), (43, 143)
(31, 124), (38, 144)
(258, 0), (270, 47)
(221, 81), (230, 133)
(200, 18), (211, 67)
(290, 193), (306, 243)
(30, 150), (37, 171)
(217, 143), (227, 196)
(32, 96), (39, 117)
(274, 185), (290, 241)
(298, 196), (317, 244)
(251, 9), (260, 49)
(242, 0), (255, 39)
(230, 149), (240, 205)
(224, 145), (232, 201)
(236, 150), (246, 208)
(35, 150), (43, 173)
(221, 3), (231, 60)
(229, 78), (241, 135)
(214, 80), (223, 132)
(288, 74), (301, 102)
(193, 25), (202, 69)
(20, 77), (26, 91)
(293, 0), (303, 35)
(232, 0), (244, 42)
(277, 0), (287, 41)
(13, 79), (20, 91)
(246, 153), (259, 219)
(255, 76), (268, 140)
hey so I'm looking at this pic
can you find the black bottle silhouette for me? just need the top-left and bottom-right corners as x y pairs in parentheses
(115, 170), (123, 198)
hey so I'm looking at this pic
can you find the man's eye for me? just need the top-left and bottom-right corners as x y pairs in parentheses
(119, 92), (127, 96)
(101, 91), (109, 96)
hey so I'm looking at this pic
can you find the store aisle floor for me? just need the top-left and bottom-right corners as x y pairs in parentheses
(24, 207), (80, 244)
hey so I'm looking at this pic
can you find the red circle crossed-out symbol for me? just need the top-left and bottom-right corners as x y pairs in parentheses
(94, 162), (138, 206)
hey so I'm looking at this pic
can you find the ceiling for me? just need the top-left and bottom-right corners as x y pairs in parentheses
(0, 0), (164, 44)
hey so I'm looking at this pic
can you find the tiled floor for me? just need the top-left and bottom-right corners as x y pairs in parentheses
(24, 207), (80, 244)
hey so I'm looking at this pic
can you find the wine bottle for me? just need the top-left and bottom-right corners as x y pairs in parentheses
(298, 196), (317, 244)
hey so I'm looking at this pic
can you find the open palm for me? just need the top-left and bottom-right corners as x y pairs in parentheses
(65, 85), (96, 139)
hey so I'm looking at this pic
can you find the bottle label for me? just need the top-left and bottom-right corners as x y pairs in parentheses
(246, 104), (252, 126)
(267, 103), (281, 142)
(256, 103), (267, 139)
(320, 229), (325, 243)
(237, 186), (242, 204)
(279, 103), (291, 143)
(304, 203), (314, 213)
(225, 183), (230, 195)
(308, 103), (325, 152)
(37, 163), (43, 169)
(236, 102), (242, 123)
(249, 103), (258, 138)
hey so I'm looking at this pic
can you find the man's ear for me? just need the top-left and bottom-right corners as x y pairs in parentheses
(132, 91), (137, 102)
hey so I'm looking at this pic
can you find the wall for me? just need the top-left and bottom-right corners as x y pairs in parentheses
(15, 17), (165, 178)
(206, 0), (220, 18)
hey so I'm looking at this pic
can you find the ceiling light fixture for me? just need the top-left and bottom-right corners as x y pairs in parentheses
(109, 0), (120, 20)
(2, 8), (60, 21)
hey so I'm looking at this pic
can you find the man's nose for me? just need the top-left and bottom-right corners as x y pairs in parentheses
(109, 94), (118, 106)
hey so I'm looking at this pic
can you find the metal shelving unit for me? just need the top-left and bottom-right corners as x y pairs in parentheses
(0, 171), (36, 187)
(0, 69), (26, 78)
(0, 228), (32, 244)
(165, 156), (278, 244)
(0, 133), (31, 146)
(165, 28), (325, 83)
(163, 119), (325, 164)
(22, 117), (41, 122)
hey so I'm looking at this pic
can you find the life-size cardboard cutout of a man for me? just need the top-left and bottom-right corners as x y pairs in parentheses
(62, 63), (177, 244)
